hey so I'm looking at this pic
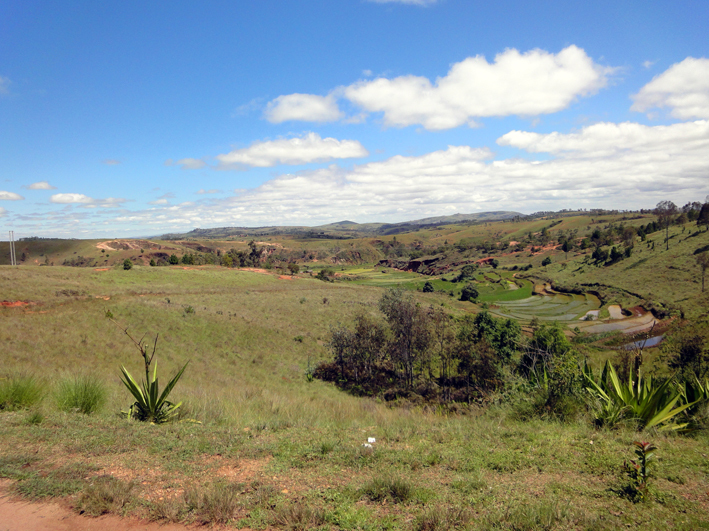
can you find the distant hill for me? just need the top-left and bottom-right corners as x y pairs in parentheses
(159, 211), (524, 240)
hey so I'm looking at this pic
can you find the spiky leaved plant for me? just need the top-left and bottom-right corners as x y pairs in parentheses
(108, 313), (188, 424)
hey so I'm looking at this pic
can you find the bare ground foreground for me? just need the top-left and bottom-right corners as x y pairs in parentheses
(0, 480), (238, 531)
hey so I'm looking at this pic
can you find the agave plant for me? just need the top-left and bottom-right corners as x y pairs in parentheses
(110, 314), (189, 424)
(583, 360), (699, 431)
(120, 359), (188, 424)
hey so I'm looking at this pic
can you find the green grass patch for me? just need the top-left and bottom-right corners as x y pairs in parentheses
(55, 374), (107, 415)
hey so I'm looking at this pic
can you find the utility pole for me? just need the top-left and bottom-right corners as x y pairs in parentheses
(9, 231), (16, 266)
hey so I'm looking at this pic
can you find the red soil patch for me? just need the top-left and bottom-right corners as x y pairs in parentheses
(94, 296), (111, 301)
(239, 268), (270, 274)
(94, 268), (110, 272)
(0, 301), (30, 307)
(278, 275), (293, 280)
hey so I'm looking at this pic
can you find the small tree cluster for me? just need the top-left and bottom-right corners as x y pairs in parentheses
(316, 289), (521, 403)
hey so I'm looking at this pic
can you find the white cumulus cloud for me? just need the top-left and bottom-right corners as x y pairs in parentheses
(216, 132), (369, 168)
(264, 94), (343, 123)
(344, 46), (611, 130)
(0, 191), (24, 200)
(51, 193), (95, 204)
(24, 181), (57, 190)
(497, 120), (709, 158)
(0, 207), (6, 217)
(632, 57), (709, 119)
(50, 194), (127, 208)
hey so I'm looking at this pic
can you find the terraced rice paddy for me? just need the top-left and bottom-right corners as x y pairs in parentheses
(491, 291), (601, 322)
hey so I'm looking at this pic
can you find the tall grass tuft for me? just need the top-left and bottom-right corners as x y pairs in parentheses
(55, 374), (107, 415)
(77, 476), (134, 516)
(360, 476), (413, 503)
(0, 374), (44, 411)
(185, 481), (243, 525)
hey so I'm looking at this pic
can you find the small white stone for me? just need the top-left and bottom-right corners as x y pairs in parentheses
(368, 437), (376, 444)
(362, 443), (373, 449)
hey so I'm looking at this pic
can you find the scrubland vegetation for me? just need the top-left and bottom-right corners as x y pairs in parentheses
(2, 206), (709, 529)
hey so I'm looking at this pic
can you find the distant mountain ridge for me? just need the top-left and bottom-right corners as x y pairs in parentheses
(159, 211), (524, 240)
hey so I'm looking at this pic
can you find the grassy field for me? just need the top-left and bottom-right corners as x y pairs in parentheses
(1, 265), (709, 529)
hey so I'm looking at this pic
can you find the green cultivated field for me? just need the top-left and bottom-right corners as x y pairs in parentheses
(1, 265), (709, 529)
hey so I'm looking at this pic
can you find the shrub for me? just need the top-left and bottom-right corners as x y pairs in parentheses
(0, 374), (44, 411)
(55, 374), (107, 415)
(422, 281), (434, 293)
(621, 441), (657, 502)
(123, 259), (132, 270)
(460, 284), (478, 302)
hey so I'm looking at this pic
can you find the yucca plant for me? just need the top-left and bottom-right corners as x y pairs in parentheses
(110, 315), (189, 424)
(583, 360), (699, 431)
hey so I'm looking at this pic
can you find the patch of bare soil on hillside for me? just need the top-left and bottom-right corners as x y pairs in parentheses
(0, 301), (32, 308)
(96, 240), (163, 252)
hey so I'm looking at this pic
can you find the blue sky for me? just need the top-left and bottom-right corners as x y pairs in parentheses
(1, 0), (708, 238)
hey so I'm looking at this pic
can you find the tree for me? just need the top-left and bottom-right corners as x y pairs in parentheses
(663, 321), (709, 381)
(697, 203), (709, 232)
(542, 256), (552, 267)
(654, 200), (678, 250)
(316, 268), (334, 282)
(697, 252), (709, 293)
(149, 259), (156, 267)
(422, 281), (434, 293)
(455, 264), (477, 282)
(123, 258), (133, 270)
(378, 288), (431, 387)
(169, 254), (179, 265)
(428, 307), (456, 398)
(287, 263), (300, 274)
(490, 259), (499, 269)
(460, 284), (479, 302)
(562, 240), (570, 260)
